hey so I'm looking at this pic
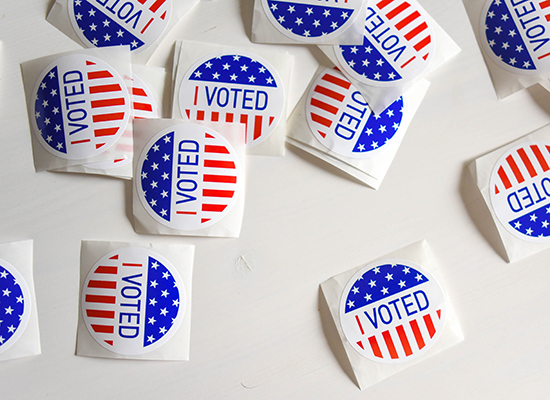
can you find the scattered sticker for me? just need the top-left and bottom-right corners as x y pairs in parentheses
(132, 73), (159, 119)
(339, 259), (445, 364)
(68, 0), (172, 53)
(31, 54), (130, 160)
(136, 123), (242, 230)
(306, 67), (404, 157)
(489, 141), (550, 242)
(335, 0), (435, 86)
(260, 0), (363, 42)
(0, 258), (32, 354)
(480, 0), (550, 75)
(81, 246), (185, 355)
(178, 51), (284, 148)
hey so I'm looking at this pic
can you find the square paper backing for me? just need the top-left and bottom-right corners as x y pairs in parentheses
(76, 240), (194, 361)
(319, 240), (463, 390)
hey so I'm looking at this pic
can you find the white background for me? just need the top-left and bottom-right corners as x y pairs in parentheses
(1, 0), (550, 398)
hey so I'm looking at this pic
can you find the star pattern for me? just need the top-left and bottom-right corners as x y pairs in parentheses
(0, 264), (25, 349)
(509, 203), (550, 238)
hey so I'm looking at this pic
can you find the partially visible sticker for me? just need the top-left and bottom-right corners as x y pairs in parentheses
(31, 54), (130, 160)
(0, 258), (32, 354)
(480, 0), (550, 75)
(178, 51), (285, 148)
(132, 73), (159, 119)
(68, 0), (172, 53)
(490, 141), (550, 242)
(136, 123), (242, 230)
(306, 67), (404, 157)
(261, 0), (364, 42)
(339, 259), (445, 364)
(81, 247), (185, 355)
(335, 1), (435, 86)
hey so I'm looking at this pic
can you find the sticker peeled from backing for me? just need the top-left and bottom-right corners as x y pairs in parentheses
(261, 0), (363, 42)
(335, 0), (435, 86)
(0, 258), (32, 354)
(306, 67), (404, 157)
(339, 259), (445, 364)
(68, 0), (171, 53)
(480, 0), (550, 74)
(178, 52), (284, 148)
(81, 247), (185, 355)
(490, 141), (550, 242)
(136, 123), (242, 230)
(31, 53), (130, 160)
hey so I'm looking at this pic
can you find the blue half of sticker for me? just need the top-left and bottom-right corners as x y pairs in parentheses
(140, 131), (174, 222)
(143, 255), (180, 347)
(508, 203), (550, 238)
(266, 0), (352, 38)
(0, 265), (25, 348)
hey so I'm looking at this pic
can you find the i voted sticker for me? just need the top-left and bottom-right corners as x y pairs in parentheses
(132, 73), (159, 119)
(178, 52), (284, 148)
(0, 258), (32, 354)
(339, 259), (445, 363)
(81, 247), (185, 355)
(31, 54), (130, 160)
(481, 0), (550, 74)
(490, 142), (550, 242)
(306, 67), (404, 157)
(136, 123), (242, 230)
(68, 0), (171, 53)
(335, 0), (435, 86)
(261, 0), (363, 42)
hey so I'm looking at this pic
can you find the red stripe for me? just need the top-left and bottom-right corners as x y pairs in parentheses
(318, 131), (327, 139)
(87, 70), (113, 80)
(310, 98), (338, 115)
(409, 319), (425, 349)
(140, 17), (154, 34)
(91, 324), (114, 334)
(314, 85), (345, 102)
(400, 56), (416, 69)
(517, 148), (537, 178)
(95, 266), (117, 274)
(368, 336), (383, 358)
(149, 0), (166, 12)
(311, 113), (333, 128)
(382, 330), (399, 359)
(205, 145), (229, 154)
(254, 115), (262, 141)
(87, 280), (117, 289)
(538, 51), (550, 59)
(226, 113), (234, 123)
(194, 86), (198, 106)
(92, 112), (125, 123)
(203, 189), (234, 198)
(203, 174), (237, 184)
(321, 73), (351, 89)
(395, 10), (420, 30)
(506, 154), (525, 184)
(85, 294), (115, 304)
(202, 204), (228, 212)
(91, 98), (125, 108)
(86, 60), (96, 66)
(137, 0), (146, 3)
(204, 159), (236, 169)
(376, 0), (394, 9)
(531, 145), (550, 172)
(405, 22), (428, 41)
(176, 211), (197, 215)
(132, 87), (147, 96)
(89, 84), (122, 94)
(414, 35), (432, 52)
(423, 314), (436, 338)
(110, 255), (119, 260)
(541, 0), (550, 8)
(386, 2), (410, 19)
(86, 309), (115, 319)
(133, 102), (153, 112)
(355, 315), (364, 335)
(211, 111), (219, 122)
(197, 110), (205, 121)
(71, 139), (90, 145)
(122, 263), (142, 267)
(396, 325), (413, 356)
(498, 166), (512, 190)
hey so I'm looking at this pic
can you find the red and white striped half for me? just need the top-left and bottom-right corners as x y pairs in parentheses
(132, 73), (159, 119)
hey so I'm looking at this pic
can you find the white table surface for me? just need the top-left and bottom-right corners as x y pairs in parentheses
(2, 0), (550, 398)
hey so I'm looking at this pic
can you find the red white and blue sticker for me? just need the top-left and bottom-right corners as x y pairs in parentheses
(335, 0), (435, 86)
(0, 258), (31, 355)
(178, 52), (284, 148)
(261, 0), (364, 42)
(481, 0), (550, 74)
(490, 141), (550, 242)
(306, 67), (404, 157)
(136, 123), (242, 230)
(339, 259), (445, 364)
(132, 73), (159, 119)
(31, 54), (130, 160)
(68, 0), (171, 53)
(81, 247), (185, 355)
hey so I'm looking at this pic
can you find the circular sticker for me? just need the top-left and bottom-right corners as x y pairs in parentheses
(81, 247), (185, 355)
(306, 67), (404, 157)
(178, 51), (285, 148)
(335, 1), (435, 86)
(490, 141), (550, 242)
(68, 0), (171, 53)
(132, 73), (160, 119)
(136, 123), (242, 230)
(0, 258), (32, 354)
(261, 0), (364, 42)
(31, 54), (130, 160)
(339, 259), (446, 364)
(480, 0), (550, 74)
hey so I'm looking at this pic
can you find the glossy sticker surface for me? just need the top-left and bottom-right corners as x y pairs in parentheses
(306, 67), (404, 157)
(81, 247), (185, 355)
(178, 52), (284, 148)
(339, 259), (445, 364)
(335, 0), (435, 86)
(136, 123), (242, 230)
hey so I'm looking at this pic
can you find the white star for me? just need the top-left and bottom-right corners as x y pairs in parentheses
(103, 33), (111, 42)
(161, 289), (169, 297)
(150, 280), (158, 288)
(230, 74), (238, 81)
(103, 19), (110, 27)
(42, 100), (48, 107)
(323, 9), (330, 17)
(160, 209), (167, 217)
(509, 57), (517, 65)
(303, 30), (310, 37)
(270, 3), (277, 11)
(240, 64), (248, 72)
(295, 17), (303, 26)
(150, 199), (157, 207)
(46, 136), (52, 143)
(368, 279), (376, 288)
(5, 306), (13, 315)
(151, 162), (159, 170)
(415, 273), (423, 281)
(258, 66), (266, 73)
(160, 190), (168, 198)
(162, 271), (170, 279)
(148, 316), (156, 325)
(173, 299), (180, 307)
(0, 337), (4, 344)
(487, 11), (495, 18)
(502, 42), (509, 50)
(160, 308), (169, 316)
(543, 220), (549, 228)
(131, 40), (139, 48)
(516, 45), (523, 52)
(376, 59), (384, 66)
(7, 325), (15, 333)
(526, 227), (533, 235)
(385, 273), (393, 281)
(147, 335), (155, 343)
(92, 38), (99, 46)
(501, 14), (509, 21)
(348, 59), (355, 68)
(373, 72), (381, 80)
(288, 5), (295, 13)
(379, 125), (387, 133)
(306, 7), (313, 15)
(212, 72), (220, 79)
(530, 214), (538, 222)
(266, 77), (274, 85)
(233, 55), (241, 61)
(221, 63), (230, 71)
(489, 39), (495, 47)
(358, 144), (365, 151)
(509, 29), (517, 37)
(350, 46), (358, 54)
(331, 21), (338, 29)
(89, 23), (97, 31)
(151, 181), (158, 189)
(347, 300), (354, 308)
(0, 271), (8, 279)
(52, 107), (59, 114)
(371, 141), (379, 149)
(398, 280), (406, 288)
(50, 89), (57, 96)
(151, 262), (159, 269)
(313, 19), (320, 28)
(116, 29), (124, 37)
(381, 287), (389, 295)
(159, 327), (167, 335)
(149, 298), (157, 306)
(48, 71), (56, 79)
(35, 111), (40, 118)
(76, 12), (82, 20)
(54, 125), (61, 132)
(352, 286), (359, 294)
(514, 221), (521, 229)
(364, 293), (372, 301)
(495, 26), (502, 34)
(366, 128), (373, 136)
(341, 11), (348, 18)
(2, 288), (10, 297)
(373, 266), (380, 274)
(56, 142), (63, 150)
(248, 75), (256, 83)
(16, 296), (23, 303)
(362, 59), (370, 67)
(205, 61), (212, 69)
(524, 61), (531, 68)
(388, 72), (396, 79)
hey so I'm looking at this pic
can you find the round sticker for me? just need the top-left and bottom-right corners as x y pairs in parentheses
(0, 258), (32, 354)
(81, 247), (185, 355)
(261, 0), (364, 42)
(306, 67), (404, 157)
(178, 51), (285, 148)
(480, 0), (550, 75)
(339, 259), (445, 364)
(31, 54), (130, 160)
(490, 141), (550, 242)
(335, 1), (435, 86)
(136, 123), (242, 230)
(68, 0), (171, 53)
